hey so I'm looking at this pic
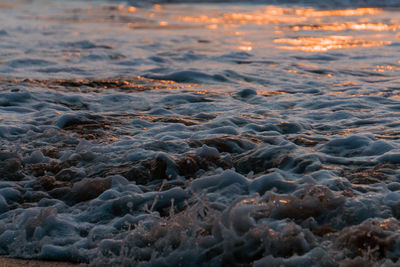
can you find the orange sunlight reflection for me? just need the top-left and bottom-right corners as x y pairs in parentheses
(274, 36), (391, 52)
(238, 46), (253, 51)
(178, 7), (309, 25)
(294, 8), (381, 17)
(374, 65), (400, 72)
(178, 7), (382, 26)
(100, 5), (397, 54)
(170, 6), (395, 53)
(290, 23), (399, 32)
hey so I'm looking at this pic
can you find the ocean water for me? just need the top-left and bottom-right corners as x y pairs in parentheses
(1, 0), (400, 266)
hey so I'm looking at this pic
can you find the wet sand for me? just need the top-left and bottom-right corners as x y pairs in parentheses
(0, 256), (78, 267)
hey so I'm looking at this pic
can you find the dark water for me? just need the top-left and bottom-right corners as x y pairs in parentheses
(1, 1), (400, 266)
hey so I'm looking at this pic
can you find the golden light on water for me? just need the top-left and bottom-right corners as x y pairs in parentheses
(128, 6), (136, 13)
(55, 4), (398, 54)
(374, 65), (400, 72)
(294, 8), (381, 17)
(238, 46), (253, 51)
(177, 7), (382, 26)
(206, 24), (218, 30)
(153, 4), (163, 10)
(348, 23), (397, 31)
(259, 90), (287, 97)
(167, 5), (396, 53)
(178, 7), (309, 25)
(274, 36), (391, 52)
(290, 23), (399, 32)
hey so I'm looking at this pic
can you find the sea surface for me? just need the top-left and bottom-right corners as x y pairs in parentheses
(1, 0), (400, 266)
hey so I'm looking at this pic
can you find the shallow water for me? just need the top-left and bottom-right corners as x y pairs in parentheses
(2, 0), (400, 266)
